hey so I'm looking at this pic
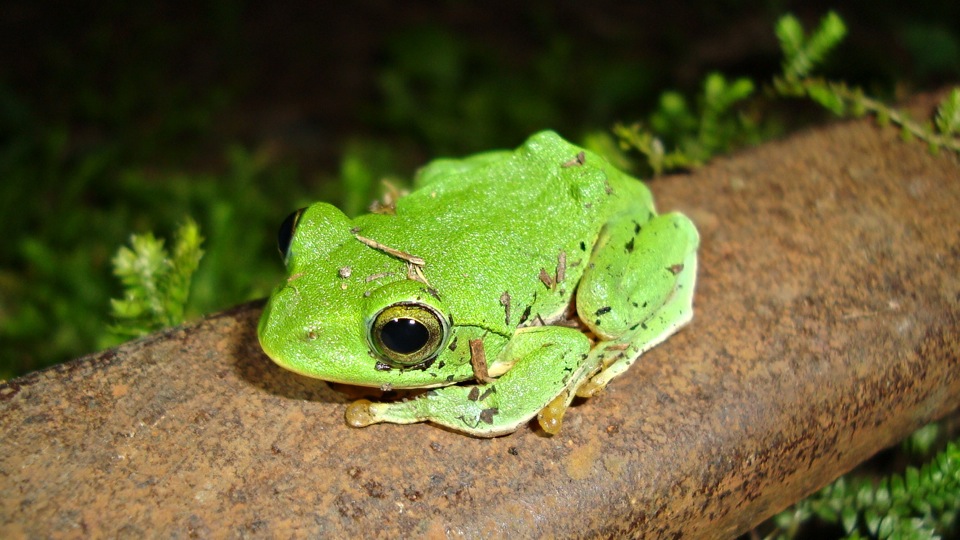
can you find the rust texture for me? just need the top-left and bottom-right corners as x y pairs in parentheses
(1, 94), (959, 538)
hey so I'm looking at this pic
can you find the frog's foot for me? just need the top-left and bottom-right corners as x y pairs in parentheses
(344, 384), (516, 437)
(536, 339), (642, 431)
(342, 325), (592, 437)
(575, 306), (693, 399)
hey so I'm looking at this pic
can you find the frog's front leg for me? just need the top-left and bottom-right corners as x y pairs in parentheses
(345, 326), (591, 437)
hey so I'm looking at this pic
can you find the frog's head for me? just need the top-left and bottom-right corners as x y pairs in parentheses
(258, 203), (473, 388)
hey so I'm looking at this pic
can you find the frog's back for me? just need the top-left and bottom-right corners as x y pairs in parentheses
(355, 131), (654, 334)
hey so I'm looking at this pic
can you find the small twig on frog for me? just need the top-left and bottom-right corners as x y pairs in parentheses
(354, 234), (426, 266)
(469, 339), (494, 384)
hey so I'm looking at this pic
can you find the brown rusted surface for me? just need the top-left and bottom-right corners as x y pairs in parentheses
(2, 95), (959, 538)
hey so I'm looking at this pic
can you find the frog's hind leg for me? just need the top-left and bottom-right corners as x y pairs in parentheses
(575, 211), (699, 398)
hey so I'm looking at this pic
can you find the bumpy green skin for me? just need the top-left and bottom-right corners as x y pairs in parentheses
(258, 131), (699, 437)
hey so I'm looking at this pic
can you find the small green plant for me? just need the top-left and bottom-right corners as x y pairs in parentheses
(773, 12), (960, 155)
(767, 439), (960, 539)
(610, 73), (757, 175)
(611, 11), (960, 176)
(109, 219), (204, 339)
(774, 11), (848, 88)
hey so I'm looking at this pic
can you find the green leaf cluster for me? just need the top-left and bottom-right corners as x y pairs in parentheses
(773, 12), (960, 155)
(109, 220), (203, 339)
(776, 12), (848, 83)
(608, 73), (756, 176)
(934, 89), (960, 137)
(607, 10), (960, 176)
(769, 440), (960, 539)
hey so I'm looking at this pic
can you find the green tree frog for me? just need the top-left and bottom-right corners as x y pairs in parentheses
(258, 131), (699, 437)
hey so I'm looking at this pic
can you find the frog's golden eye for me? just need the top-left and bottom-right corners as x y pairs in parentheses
(277, 207), (306, 263)
(369, 303), (448, 366)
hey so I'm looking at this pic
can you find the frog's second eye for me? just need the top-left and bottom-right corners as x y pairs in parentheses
(369, 303), (448, 366)
(277, 208), (306, 263)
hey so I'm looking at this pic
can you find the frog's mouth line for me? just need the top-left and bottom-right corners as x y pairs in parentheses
(263, 351), (447, 388)
(259, 338), (464, 390)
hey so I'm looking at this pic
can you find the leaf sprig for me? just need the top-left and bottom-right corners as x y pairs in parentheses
(773, 12), (960, 155)
(109, 219), (204, 339)
(607, 11), (960, 175)
(611, 72), (756, 176)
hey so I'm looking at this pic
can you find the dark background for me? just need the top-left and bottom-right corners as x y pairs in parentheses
(6, 1), (958, 168)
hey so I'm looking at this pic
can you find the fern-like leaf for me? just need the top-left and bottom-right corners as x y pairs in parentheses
(778, 11), (847, 81)
(109, 219), (204, 339)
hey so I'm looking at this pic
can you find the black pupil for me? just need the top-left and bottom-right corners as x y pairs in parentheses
(380, 318), (429, 354)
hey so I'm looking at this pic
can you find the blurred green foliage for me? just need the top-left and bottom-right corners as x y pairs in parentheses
(772, 13), (960, 155)
(607, 72), (759, 176)
(109, 219), (204, 339)
(0, 122), (310, 378)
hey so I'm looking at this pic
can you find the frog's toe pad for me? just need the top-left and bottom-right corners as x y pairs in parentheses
(575, 380), (604, 398)
(345, 399), (379, 427)
(536, 392), (571, 435)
